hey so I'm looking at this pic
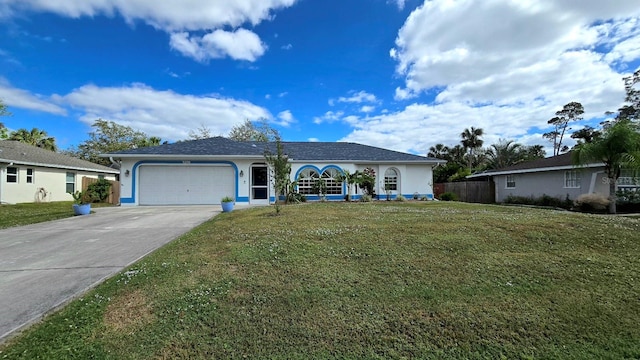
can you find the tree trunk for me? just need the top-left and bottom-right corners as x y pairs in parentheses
(608, 178), (617, 214)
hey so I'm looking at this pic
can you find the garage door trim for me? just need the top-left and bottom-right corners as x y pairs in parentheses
(126, 160), (239, 205)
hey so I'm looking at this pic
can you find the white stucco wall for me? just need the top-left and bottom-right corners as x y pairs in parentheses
(118, 158), (437, 205)
(1, 165), (116, 204)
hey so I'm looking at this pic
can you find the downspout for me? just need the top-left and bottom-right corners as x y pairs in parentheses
(0, 162), (14, 204)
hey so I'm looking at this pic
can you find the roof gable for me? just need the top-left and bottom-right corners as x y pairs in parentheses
(0, 140), (118, 173)
(105, 137), (443, 163)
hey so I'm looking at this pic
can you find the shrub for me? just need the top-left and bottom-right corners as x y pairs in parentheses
(574, 193), (610, 213)
(395, 195), (407, 202)
(439, 192), (458, 201)
(288, 193), (307, 203)
(359, 194), (372, 202)
(86, 179), (112, 203)
(503, 194), (572, 210)
(616, 189), (640, 213)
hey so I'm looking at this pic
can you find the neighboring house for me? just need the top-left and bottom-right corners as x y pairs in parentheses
(0, 140), (119, 204)
(103, 137), (445, 206)
(467, 152), (639, 203)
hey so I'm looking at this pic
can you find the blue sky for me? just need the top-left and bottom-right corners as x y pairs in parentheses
(0, 0), (639, 155)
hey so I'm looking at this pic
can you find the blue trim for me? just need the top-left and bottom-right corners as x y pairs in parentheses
(293, 164), (347, 195)
(121, 160), (239, 205)
(293, 165), (321, 181)
(269, 196), (276, 203)
(236, 196), (249, 202)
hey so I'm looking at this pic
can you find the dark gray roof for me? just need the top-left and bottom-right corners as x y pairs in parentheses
(0, 140), (118, 173)
(485, 152), (574, 173)
(105, 136), (442, 163)
(468, 151), (602, 178)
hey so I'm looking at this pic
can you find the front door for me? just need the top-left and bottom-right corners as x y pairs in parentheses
(251, 165), (269, 204)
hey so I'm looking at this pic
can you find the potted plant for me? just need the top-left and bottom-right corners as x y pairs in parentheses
(69, 190), (92, 215)
(221, 196), (235, 212)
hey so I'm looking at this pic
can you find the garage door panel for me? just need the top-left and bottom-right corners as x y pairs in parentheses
(139, 165), (234, 205)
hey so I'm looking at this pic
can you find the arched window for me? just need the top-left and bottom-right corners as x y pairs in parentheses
(321, 168), (343, 195)
(297, 168), (319, 195)
(384, 168), (399, 191)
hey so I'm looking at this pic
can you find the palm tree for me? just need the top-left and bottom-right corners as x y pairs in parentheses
(572, 119), (640, 214)
(427, 143), (449, 159)
(485, 140), (523, 170)
(9, 128), (57, 151)
(461, 127), (484, 170)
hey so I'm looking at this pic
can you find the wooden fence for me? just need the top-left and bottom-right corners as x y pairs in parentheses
(435, 181), (495, 204)
(82, 177), (120, 205)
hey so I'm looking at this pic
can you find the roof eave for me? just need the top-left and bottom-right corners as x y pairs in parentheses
(467, 162), (603, 178)
(0, 158), (119, 174)
(289, 159), (445, 164)
(101, 153), (265, 160)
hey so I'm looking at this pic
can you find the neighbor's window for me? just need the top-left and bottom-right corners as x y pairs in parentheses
(6, 167), (17, 183)
(297, 168), (319, 195)
(321, 168), (343, 195)
(564, 170), (581, 188)
(384, 168), (398, 191)
(618, 169), (639, 186)
(66, 172), (76, 193)
(506, 174), (516, 188)
(26, 168), (34, 184)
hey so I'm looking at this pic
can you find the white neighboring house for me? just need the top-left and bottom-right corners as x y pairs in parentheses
(0, 140), (119, 204)
(467, 152), (639, 203)
(103, 137), (445, 206)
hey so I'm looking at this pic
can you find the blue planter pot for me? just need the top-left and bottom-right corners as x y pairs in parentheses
(221, 202), (234, 213)
(72, 203), (91, 216)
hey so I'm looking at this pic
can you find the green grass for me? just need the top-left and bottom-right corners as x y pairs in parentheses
(2, 202), (639, 359)
(0, 201), (113, 229)
(0, 202), (78, 229)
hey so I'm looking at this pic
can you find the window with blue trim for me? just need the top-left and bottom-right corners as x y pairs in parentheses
(322, 168), (343, 195)
(298, 168), (319, 195)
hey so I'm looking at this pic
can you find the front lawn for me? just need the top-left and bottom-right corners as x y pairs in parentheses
(1, 202), (639, 359)
(0, 202), (77, 229)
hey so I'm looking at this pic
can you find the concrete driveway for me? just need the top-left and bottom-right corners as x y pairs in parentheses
(0, 205), (225, 343)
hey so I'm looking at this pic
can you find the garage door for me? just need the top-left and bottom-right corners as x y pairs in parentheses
(138, 165), (234, 205)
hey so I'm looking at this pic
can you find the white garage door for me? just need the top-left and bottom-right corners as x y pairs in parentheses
(138, 165), (234, 205)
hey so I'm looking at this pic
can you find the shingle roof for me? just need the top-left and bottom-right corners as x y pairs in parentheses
(468, 151), (602, 178)
(105, 136), (443, 163)
(0, 140), (119, 173)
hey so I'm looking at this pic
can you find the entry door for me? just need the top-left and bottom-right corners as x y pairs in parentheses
(251, 165), (269, 204)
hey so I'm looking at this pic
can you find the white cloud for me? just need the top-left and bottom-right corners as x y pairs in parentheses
(281, 43), (293, 50)
(391, 0), (640, 101)
(390, 0), (406, 10)
(276, 110), (295, 127)
(4, 0), (297, 61)
(313, 110), (344, 124)
(360, 105), (375, 113)
(170, 29), (266, 62)
(278, 92), (288, 98)
(308, 137), (319, 142)
(57, 83), (271, 141)
(265, 94), (271, 99)
(341, 0), (640, 154)
(0, 78), (67, 115)
(338, 90), (378, 104)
